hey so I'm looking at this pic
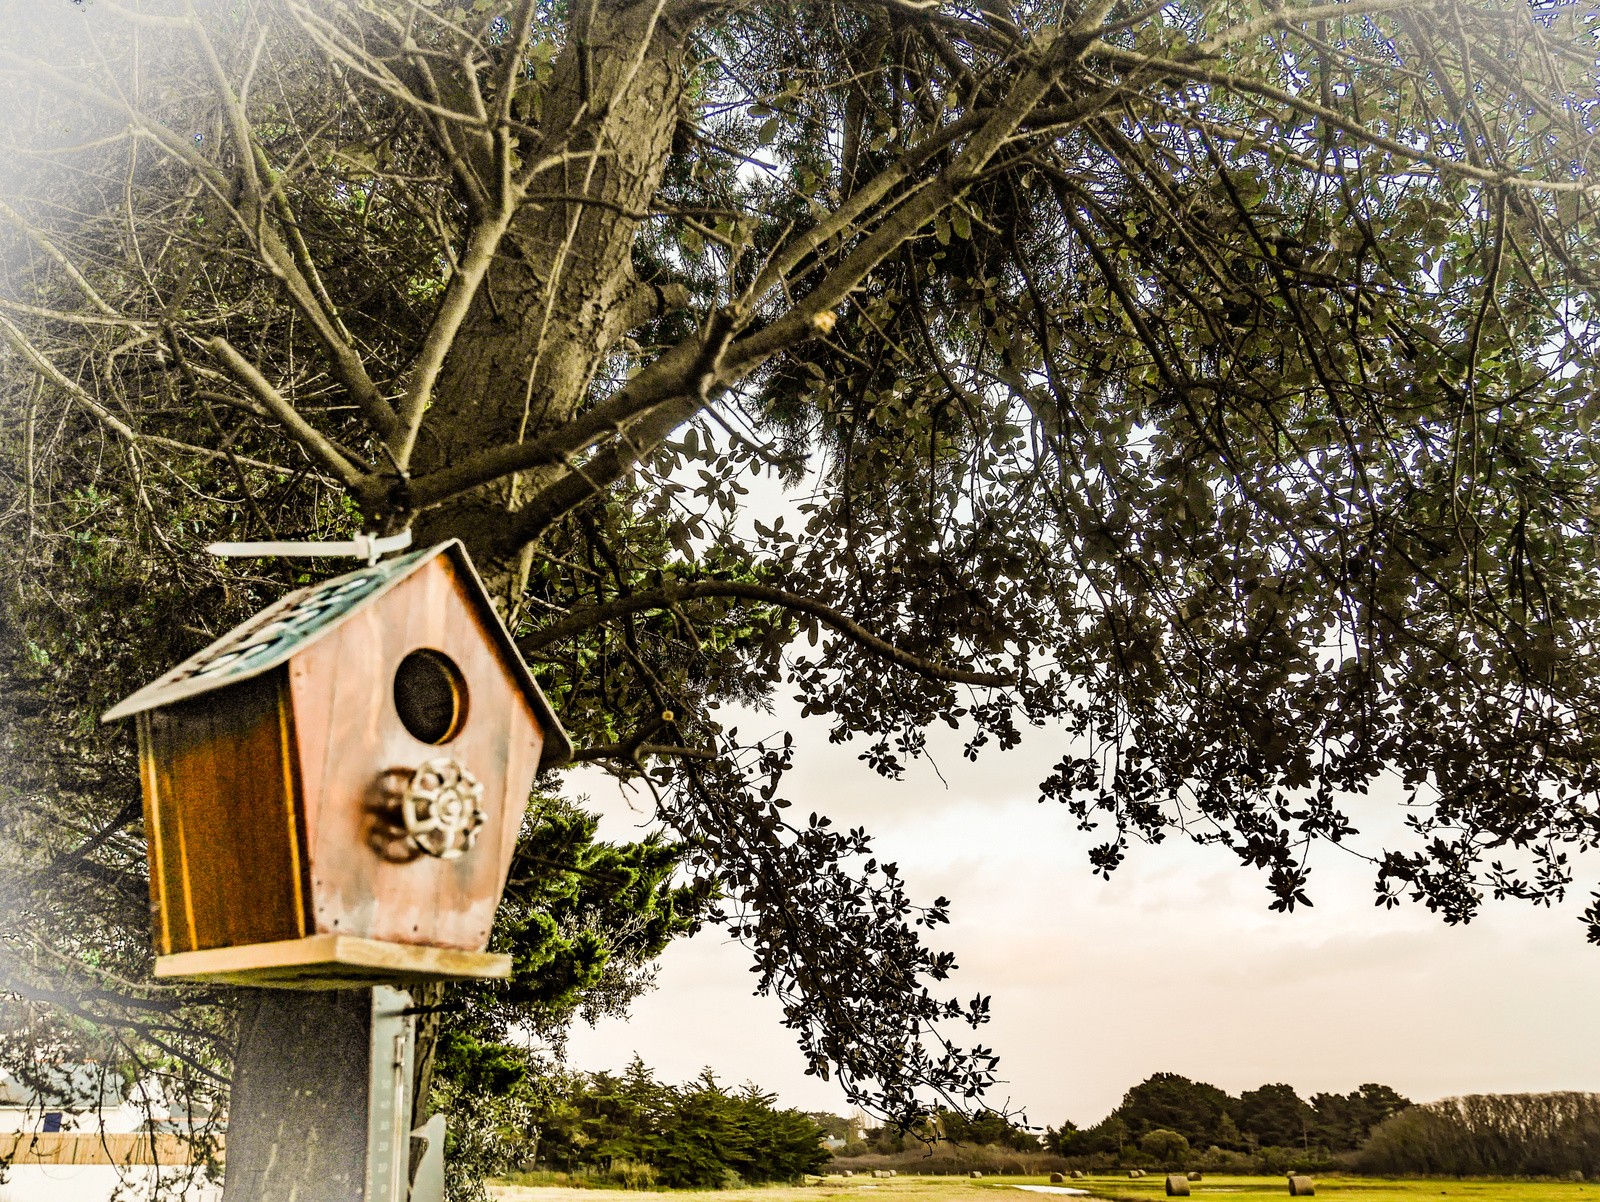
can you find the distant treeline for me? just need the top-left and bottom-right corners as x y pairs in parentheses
(1051, 1072), (1410, 1157)
(837, 1074), (1402, 1177)
(529, 1057), (828, 1187)
(1353, 1092), (1600, 1178)
(834, 1077), (1600, 1181)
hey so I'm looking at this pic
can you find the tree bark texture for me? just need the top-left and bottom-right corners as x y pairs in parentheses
(416, 0), (689, 586)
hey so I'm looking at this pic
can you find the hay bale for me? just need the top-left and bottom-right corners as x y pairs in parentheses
(1569, 1171), (1585, 1183)
(889, 1171), (897, 1177)
(1049, 1173), (1065, 1184)
(1164, 1174), (1191, 1196)
(1187, 1172), (1202, 1181)
(1127, 1169), (1142, 1178)
(842, 1170), (853, 1178)
(970, 1171), (983, 1179)
(1070, 1170), (1085, 1180)
(1287, 1176), (1315, 1196)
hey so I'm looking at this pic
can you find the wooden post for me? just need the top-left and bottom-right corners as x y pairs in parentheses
(223, 988), (418, 1202)
(223, 990), (371, 1202)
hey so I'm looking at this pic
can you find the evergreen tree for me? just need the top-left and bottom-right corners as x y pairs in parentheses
(1237, 1083), (1314, 1150)
(1310, 1083), (1413, 1151)
(1111, 1073), (1237, 1147)
(529, 1060), (828, 1187)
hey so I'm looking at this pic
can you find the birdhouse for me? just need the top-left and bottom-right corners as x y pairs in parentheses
(102, 540), (571, 988)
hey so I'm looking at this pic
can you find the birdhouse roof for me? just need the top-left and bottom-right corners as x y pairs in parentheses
(102, 540), (572, 768)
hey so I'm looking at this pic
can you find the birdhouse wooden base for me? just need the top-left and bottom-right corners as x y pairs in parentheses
(152, 934), (512, 990)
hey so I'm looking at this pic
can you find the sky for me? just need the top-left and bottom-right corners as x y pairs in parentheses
(563, 697), (1600, 1129)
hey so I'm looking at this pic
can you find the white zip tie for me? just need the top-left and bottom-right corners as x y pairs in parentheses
(206, 528), (413, 566)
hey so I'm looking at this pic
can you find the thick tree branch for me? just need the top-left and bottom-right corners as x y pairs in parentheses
(412, 37), (1119, 520)
(405, 300), (735, 509)
(203, 337), (368, 487)
(521, 580), (1014, 687)
(393, 206), (516, 465)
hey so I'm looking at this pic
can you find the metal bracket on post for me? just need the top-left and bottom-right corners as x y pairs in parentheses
(368, 987), (417, 1202)
(207, 528), (414, 566)
(409, 1113), (447, 1202)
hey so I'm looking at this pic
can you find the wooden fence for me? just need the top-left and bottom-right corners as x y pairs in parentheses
(0, 1131), (222, 1166)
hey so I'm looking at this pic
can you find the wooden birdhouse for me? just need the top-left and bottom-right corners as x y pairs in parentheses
(102, 540), (572, 988)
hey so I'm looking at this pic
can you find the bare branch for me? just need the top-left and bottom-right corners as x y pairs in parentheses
(203, 337), (367, 487)
(0, 296), (155, 329)
(0, 310), (139, 442)
(0, 197), (121, 317)
(521, 580), (1014, 687)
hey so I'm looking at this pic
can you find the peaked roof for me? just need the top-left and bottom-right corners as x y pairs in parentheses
(102, 540), (572, 769)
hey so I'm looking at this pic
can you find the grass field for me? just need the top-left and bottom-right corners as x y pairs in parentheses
(1022, 1172), (1595, 1200)
(491, 1171), (1597, 1202)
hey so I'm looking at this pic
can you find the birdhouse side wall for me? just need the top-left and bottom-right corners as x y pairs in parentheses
(287, 555), (545, 951)
(137, 669), (310, 954)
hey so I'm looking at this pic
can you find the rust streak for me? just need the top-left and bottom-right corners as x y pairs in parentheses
(138, 712), (173, 956)
(277, 676), (308, 938)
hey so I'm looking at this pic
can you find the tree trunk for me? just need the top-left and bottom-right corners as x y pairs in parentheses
(415, 0), (690, 590)
(222, 7), (688, 1199)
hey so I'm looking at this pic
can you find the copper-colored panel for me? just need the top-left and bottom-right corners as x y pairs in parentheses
(141, 710), (195, 953)
(288, 554), (544, 951)
(136, 711), (175, 956)
(141, 670), (307, 951)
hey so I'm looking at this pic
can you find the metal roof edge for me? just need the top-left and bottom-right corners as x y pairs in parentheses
(101, 540), (573, 771)
(100, 543), (443, 724)
(437, 541), (574, 771)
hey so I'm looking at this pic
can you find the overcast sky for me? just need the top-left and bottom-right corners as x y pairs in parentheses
(563, 697), (1600, 1130)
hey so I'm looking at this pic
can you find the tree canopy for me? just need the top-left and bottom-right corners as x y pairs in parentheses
(469, 1055), (829, 1190)
(1051, 1072), (1410, 1156)
(1353, 1091), (1600, 1177)
(2, 0), (1599, 1149)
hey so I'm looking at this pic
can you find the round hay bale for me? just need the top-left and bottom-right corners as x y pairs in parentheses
(1165, 1174), (1192, 1196)
(1127, 1169), (1141, 1178)
(1049, 1173), (1065, 1184)
(1569, 1171), (1585, 1183)
(1070, 1170), (1085, 1179)
(970, 1171), (983, 1179)
(1287, 1176), (1316, 1196)
(1187, 1171), (1202, 1181)
(842, 1170), (853, 1178)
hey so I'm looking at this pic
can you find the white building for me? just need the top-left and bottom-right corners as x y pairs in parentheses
(0, 1064), (170, 1134)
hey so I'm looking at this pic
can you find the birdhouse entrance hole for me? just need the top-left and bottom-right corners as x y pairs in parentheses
(393, 648), (468, 744)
